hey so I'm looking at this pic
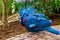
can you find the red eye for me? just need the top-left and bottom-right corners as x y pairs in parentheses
(23, 18), (26, 23)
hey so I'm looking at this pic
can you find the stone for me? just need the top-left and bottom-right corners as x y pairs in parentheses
(46, 38), (55, 40)
(37, 38), (45, 40)
(24, 37), (36, 40)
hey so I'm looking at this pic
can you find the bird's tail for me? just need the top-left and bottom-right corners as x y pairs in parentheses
(45, 26), (60, 35)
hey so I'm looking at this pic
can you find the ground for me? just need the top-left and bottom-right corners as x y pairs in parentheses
(0, 14), (60, 40)
(7, 30), (60, 40)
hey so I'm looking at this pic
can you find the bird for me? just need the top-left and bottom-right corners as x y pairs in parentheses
(19, 7), (60, 35)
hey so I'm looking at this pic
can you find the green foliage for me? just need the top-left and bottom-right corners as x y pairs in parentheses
(34, 0), (53, 15)
(34, 0), (60, 15)
(15, 0), (34, 9)
(0, 0), (60, 17)
(15, 1), (21, 12)
(52, 0), (60, 11)
(6, 0), (13, 15)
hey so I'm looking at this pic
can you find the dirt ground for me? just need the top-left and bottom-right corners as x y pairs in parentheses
(0, 15), (60, 40)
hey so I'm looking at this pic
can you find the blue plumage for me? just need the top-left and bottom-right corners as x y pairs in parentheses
(19, 7), (60, 35)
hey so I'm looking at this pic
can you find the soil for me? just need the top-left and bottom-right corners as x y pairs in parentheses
(50, 15), (60, 25)
(0, 15), (60, 40)
(0, 21), (27, 40)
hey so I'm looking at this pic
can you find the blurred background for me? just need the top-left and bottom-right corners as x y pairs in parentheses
(0, 0), (60, 40)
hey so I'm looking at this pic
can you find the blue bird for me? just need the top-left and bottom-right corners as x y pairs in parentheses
(19, 7), (60, 35)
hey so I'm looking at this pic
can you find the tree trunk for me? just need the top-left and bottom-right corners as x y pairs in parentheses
(2, 0), (8, 28)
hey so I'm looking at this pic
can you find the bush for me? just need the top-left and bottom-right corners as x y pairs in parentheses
(34, 0), (60, 15)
